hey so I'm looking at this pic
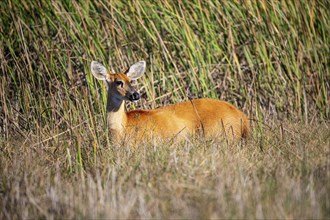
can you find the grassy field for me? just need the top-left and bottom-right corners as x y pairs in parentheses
(0, 0), (329, 219)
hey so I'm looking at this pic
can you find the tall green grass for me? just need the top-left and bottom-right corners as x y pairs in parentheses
(1, 0), (329, 138)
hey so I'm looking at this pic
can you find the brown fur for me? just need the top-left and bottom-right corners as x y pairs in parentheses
(125, 98), (249, 141)
(91, 61), (249, 143)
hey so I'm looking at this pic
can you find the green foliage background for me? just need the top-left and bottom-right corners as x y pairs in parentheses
(1, 0), (329, 138)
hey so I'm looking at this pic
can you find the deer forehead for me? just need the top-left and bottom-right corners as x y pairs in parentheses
(109, 73), (131, 83)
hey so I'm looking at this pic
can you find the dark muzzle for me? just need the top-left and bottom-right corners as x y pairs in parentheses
(129, 91), (140, 101)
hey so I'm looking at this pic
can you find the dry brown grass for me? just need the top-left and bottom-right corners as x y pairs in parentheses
(1, 121), (329, 219)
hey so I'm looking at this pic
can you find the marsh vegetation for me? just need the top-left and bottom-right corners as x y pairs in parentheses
(0, 0), (329, 218)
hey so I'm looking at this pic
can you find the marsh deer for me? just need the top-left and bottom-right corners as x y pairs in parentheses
(91, 60), (249, 143)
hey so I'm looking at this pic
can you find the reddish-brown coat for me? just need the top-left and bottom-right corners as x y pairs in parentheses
(125, 98), (249, 140)
(91, 60), (249, 143)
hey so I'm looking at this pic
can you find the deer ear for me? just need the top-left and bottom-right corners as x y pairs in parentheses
(126, 61), (146, 80)
(91, 61), (108, 80)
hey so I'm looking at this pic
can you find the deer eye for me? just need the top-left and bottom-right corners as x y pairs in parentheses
(115, 80), (124, 87)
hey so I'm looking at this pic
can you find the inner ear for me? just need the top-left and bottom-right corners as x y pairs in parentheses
(125, 61), (146, 80)
(91, 61), (108, 80)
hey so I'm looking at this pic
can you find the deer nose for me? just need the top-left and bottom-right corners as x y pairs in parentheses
(130, 92), (140, 101)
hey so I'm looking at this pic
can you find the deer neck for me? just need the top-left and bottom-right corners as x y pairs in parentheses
(106, 95), (127, 137)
